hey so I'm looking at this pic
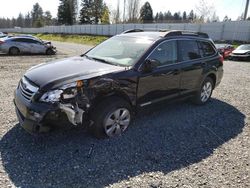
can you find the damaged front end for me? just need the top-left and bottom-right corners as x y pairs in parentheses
(40, 80), (91, 127)
(14, 78), (92, 134)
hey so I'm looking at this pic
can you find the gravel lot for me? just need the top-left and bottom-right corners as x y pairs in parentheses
(0, 41), (249, 188)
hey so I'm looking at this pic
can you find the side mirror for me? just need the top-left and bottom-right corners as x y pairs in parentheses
(142, 59), (159, 73)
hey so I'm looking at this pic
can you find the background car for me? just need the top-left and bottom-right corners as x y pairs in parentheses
(215, 43), (234, 59)
(0, 36), (56, 55)
(229, 44), (250, 61)
(0, 32), (7, 38)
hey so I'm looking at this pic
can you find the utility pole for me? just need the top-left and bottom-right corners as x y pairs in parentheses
(123, 0), (126, 23)
(244, 0), (249, 20)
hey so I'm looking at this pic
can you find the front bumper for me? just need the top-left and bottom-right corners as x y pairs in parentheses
(14, 88), (61, 133)
(229, 54), (250, 59)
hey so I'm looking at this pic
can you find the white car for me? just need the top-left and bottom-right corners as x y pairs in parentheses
(0, 36), (57, 55)
(229, 44), (250, 60)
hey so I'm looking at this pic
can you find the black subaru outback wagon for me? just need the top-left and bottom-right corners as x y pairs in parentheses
(14, 30), (223, 138)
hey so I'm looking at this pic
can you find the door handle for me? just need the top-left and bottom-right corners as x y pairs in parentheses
(160, 69), (180, 76)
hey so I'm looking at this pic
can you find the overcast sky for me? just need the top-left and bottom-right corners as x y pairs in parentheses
(0, 0), (248, 21)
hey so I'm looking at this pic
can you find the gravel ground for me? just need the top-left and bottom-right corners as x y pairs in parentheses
(0, 42), (249, 188)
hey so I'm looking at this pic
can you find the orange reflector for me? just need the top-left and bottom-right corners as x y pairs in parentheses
(76, 80), (83, 87)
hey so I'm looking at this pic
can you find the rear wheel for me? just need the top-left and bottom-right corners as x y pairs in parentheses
(193, 77), (214, 105)
(9, 47), (20, 55)
(90, 97), (132, 139)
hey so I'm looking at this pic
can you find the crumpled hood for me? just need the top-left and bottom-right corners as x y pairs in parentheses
(24, 56), (125, 90)
(232, 50), (250, 54)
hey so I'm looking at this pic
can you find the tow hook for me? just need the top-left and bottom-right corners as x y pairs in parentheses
(59, 103), (84, 126)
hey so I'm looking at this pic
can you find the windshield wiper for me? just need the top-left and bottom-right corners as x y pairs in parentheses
(84, 55), (124, 67)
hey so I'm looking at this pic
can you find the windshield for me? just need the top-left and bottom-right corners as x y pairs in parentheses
(86, 36), (154, 67)
(236, 45), (250, 50)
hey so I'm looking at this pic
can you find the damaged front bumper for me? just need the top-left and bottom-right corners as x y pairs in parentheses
(14, 88), (86, 134)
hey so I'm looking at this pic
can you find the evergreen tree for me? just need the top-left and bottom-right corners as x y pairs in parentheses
(79, 0), (105, 24)
(79, 0), (94, 24)
(158, 12), (164, 22)
(183, 11), (187, 21)
(16, 13), (25, 27)
(44, 11), (52, 25)
(188, 10), (194, 22)
(101, 3), (110, 24)
(31, 3), (44, 27)
(140, 2), (153, 23)
(57, 0), (77, 25)
(24, 12), (32, 27)
(155, 12), (159, 23)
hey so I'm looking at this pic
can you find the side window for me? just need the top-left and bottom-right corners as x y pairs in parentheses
(178, 40), (201, 61)
(12, 38), (24, 42)
(148, 40), (177, 66)
(200, 41), (216, 57)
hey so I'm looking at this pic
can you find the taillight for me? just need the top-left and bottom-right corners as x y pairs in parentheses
(219, 54), (224, 64)
(0, 41), (5, 45)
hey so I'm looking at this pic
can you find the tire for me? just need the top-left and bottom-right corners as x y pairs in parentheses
(193, 77), (214, 105)
(9, 47), (20, 55)
(90, 97), (132, 139)
(46, 48), (55, 55)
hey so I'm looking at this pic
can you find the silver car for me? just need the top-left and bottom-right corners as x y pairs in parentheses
(0, 36), (56, 55)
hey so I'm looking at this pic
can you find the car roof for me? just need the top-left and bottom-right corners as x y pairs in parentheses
(7, 36), (39, 40)
(118, 30), (210, 42)
(118, 31), (165, 40)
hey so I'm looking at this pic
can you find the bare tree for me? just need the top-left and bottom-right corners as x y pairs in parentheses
(127, 0), (140, 23)
(111, 0), (121, 23)
(195, 0), (215, 22)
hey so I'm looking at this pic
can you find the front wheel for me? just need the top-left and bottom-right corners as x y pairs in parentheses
(193, 77), (214, 105)
(90, 97), (132, 139)
(46, 48), (55, 55)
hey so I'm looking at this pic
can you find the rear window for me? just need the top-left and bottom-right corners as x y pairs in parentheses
(200, 41), (216, 57)
(178, 40), (201, 61)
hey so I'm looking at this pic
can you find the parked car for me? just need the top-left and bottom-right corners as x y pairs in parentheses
(14, 30), (223, 138)
(0, 36), (56, 55)
(215, 43), (234, 59)
(229, 44), (250, 60)
(0, 32), (7, 38)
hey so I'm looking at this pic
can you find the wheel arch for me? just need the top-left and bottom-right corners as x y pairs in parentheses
(206, 73), (216, 88)
(90, 90), (134, 110)
(9, 46), (20, 54)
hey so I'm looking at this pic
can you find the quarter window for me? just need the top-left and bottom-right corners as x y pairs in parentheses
(200, 41), (216, 57)
(148, 40), (177, 66)
(178, 40), (201, 61)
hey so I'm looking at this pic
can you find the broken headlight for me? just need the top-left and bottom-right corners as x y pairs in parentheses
(40, 82), (81, 103)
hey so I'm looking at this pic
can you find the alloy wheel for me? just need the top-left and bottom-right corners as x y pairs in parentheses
(200, 82), (212, 102)
(104, 108), (131, 137)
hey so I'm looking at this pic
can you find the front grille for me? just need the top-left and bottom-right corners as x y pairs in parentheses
(19, 77), (39, 101)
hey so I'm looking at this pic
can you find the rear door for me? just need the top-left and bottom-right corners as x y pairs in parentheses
(137, 40), (181, 105)
(11, 38), (30, 53)
(178, 39), (205, 94)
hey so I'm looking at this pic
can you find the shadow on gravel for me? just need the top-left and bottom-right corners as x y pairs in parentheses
(0, 99), (246, 187)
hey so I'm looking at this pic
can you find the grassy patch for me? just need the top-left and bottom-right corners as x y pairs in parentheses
(34, 34), (108, 45)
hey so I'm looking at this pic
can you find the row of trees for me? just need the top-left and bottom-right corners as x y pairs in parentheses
(0, 0), (249, 28)
(57, 0), (110, 25)
(0, 3), (55, 28)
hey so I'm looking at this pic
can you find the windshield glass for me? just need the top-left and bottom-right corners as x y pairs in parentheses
(86, 36), (154, 66)
(236, 45), (250, 50)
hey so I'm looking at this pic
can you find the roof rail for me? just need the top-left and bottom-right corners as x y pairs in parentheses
(164, 30), (209, 38)
(122, 29), (144, 34)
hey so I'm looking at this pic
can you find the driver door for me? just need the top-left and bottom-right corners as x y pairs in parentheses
(137, 40), (181, 106)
